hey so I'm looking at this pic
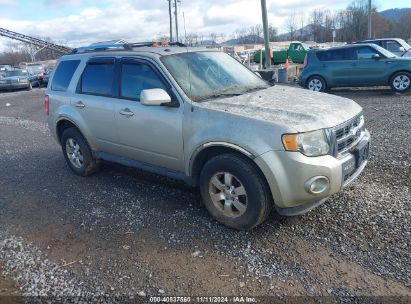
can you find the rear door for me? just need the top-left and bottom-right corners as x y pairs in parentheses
(113, 58), (184, 171)
(318, 48), (357, 86)
(72, 57), (119, 152)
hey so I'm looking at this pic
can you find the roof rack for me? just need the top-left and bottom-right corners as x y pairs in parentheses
(71, 41), (187, 54)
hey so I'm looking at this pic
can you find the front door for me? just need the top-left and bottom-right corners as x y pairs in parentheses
(113, 58), (184, 172)
(349, 46), (386, 86)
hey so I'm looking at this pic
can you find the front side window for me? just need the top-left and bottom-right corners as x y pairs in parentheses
(81, 62), (115, 96)
(384, 41), (401, 53)
(356, 47), (378, 60)
(120, 63), (166, 100)
(161, 51), (269, 102)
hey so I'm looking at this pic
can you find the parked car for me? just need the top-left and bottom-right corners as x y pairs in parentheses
(0, 64), (12, 78)
(42, 67), (53, 86)
(26, 63), (46, 85)
(46, 43), (370, 230)
(254, 42), (310, 65)
(354, 38), (411, 58)
(299, 44), (411, 93)
(0, 69), (39, 91)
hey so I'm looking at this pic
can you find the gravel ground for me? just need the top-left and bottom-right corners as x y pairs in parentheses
(0, 87), (410, 301)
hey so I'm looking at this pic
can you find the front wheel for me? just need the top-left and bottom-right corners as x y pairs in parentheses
(199, 154), (272, 230)
(390, 72), (411, 93)
(306, 76), (327, 92)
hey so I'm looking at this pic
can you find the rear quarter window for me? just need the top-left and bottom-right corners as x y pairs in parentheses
(51, 60), (80, 92)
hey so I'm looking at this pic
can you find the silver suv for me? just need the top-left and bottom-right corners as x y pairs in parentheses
(45, 43), (370, 230)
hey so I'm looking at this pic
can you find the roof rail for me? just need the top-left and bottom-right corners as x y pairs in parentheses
(71, 41), (187, 54)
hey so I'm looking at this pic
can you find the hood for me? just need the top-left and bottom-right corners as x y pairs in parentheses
(197, 85), (362, 132)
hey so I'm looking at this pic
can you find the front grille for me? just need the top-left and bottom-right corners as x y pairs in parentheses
(333, 114), (364, 155)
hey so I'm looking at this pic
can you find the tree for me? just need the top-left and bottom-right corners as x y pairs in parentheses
(285, 11), (298, 40)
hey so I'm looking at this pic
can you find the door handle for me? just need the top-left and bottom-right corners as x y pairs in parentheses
(74, 101), (85, 108)
(386, 61), (393, 64)
(119, 108), (134, 117)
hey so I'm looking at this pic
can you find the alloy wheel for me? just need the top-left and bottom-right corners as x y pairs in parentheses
(393, 75), (410, 91)
(65, 138), (84, 169)
(208, 172), (248, 218)
(308, 78), (323, 91)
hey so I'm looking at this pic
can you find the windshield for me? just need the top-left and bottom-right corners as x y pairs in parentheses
(397, 39), (411, 50)
(161, 51), (269, 102)
(27, 65), (44, 72)
(5, 70), (27, 77)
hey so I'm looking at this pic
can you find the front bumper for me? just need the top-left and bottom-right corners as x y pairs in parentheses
(254, 130), (370, 215)
(0, 83), (29, 90)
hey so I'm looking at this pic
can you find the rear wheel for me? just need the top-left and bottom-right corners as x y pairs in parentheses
(390, 72), (411, 93)
(61, 127), (98, 176)
(306, 76), (326, 92)
(199, 153), (272, 230)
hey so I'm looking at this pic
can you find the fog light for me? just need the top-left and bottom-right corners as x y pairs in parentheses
(305, 176), (329, 194)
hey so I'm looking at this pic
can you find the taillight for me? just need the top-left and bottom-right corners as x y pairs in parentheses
(44, 95), (49, 115)
(303, 54), (308, 68)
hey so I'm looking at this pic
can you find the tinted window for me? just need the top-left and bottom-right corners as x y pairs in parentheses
(355, 47), (377, 60)
(384, 41), (401, 52)
(51, 60), (80, 91)
(120, 63), (166, 100)
(81, 62), (115, 96)
(316, 48), (355, 61)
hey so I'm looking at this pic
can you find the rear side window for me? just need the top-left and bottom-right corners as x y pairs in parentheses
(120, 63), (166, 100)
(51, 60), (80, 91)
(80, 62), (115, 96)
(316, 48), (355, 61)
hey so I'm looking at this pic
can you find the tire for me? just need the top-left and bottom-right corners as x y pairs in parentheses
(199, 153), (272, 230)
(390, 71), (411, 93)
(306, 75), (327, 92)
(61, 127), (98, 176)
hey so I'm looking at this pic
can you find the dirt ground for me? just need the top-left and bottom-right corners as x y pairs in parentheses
(0, 87), (410, 302)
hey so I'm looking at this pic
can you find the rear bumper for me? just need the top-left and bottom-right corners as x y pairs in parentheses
(254, 130), (370, 215)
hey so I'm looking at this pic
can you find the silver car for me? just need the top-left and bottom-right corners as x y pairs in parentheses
(46, 43), (370, 230)
(0, 69), (39, 91)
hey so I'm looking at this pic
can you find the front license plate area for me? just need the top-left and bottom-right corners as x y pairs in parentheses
(353, 141), (369, 168)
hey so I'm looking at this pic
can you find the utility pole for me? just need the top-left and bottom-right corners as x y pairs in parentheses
(174, 0), (180, 43)
(260, 0), (271, 69)
(368, 0), (372, 39)
(167, 0), (173, 42)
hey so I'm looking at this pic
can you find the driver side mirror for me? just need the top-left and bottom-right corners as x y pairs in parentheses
(372, 54), (381, 60)
(140, 88), (173, 107)
(399, 46), (405, 52)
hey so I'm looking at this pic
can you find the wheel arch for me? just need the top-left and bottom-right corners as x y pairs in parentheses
(189, 143), (270, 190)
(389, 70), (411, 83)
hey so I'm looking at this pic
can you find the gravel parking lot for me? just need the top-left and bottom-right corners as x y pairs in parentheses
(0, 87), (410, 301)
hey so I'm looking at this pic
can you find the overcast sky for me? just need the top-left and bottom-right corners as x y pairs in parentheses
(0, 0), (409, 50)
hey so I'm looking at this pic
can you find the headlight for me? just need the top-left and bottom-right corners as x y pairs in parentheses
(282, 129), (329, 156)
(19, 78), (28, 83)
(0, 80), (5, 84)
